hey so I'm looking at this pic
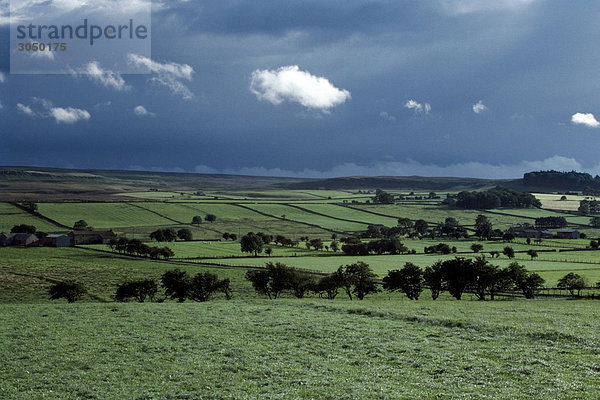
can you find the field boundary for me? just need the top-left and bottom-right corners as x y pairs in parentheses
(10, 202), (71, 230)
(232, 203), (344, 234)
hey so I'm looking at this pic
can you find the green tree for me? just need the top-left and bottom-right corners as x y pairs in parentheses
(49, 280), (87, 303)
(414, 219), (429, 235)
(475, 215), (493, 240)
(557, 273), (587, 296)
(205, 214), (217, 222)
(373, 189), (394, 204)
(189, 272), (231, 302)
(240, 233), (264, 256)
(469, 256), (511, 301)
(150, 229), (166, 242)
(330, 240), (339, 252)
(177, 228), (193, 241)
(10, 224), (37, 234)
(288, 269), (317, 299)
(470, 243), (484, 253)
(309, 238), (324, 251)
(423, 261), (444, 300)
(192, 215), (203, 225)
(383, 262), (423, 300)
(21, 201), (38, 213)
(506, 262), (545, 299)
(338, 262), (379, 300)
(73, 220), (92, 231)
(159, 247), (174, 260)
(244, 262), (297, 299)
(502, 246), (515, 259)
(440, 258), (476, 300)
(161, 269), (190, 302)
(314, 273), (344, 300)
(115, 279), (158, 302)
(526, 249), (538, 260)
(245, 269), (272, 299)
(397, 218), (414, 235)
(590, 217), (600, 227)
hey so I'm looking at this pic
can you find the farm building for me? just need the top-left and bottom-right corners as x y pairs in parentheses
(0, 233), (39, 247)
(556, 230), (580, 239)
(39, 234), (71, 248)
(509, 228), (553, 239)
(69, 230), (117, 245)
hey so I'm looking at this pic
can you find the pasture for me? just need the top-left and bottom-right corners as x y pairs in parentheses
(1, 299), (599, 399)
(3, 184), (600, 399)
(0, 203), (61, 233)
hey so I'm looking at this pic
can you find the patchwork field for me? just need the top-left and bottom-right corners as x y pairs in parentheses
(3, 184), (600, 399)
(0, 203), (62, 233)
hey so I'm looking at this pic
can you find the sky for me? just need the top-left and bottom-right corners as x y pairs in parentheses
(1, 0), (600, 179)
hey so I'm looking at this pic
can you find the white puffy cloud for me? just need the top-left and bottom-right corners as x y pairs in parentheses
(17, 98), (90, 124)
(50, 107), (91, 124)
(404, 99), (431, 114)
(472, 100), (488, 114)
(128, 54), (194, 100)
(134, 105), (155, 117)
(17, 103), (35, 116)
(250, 65), (351, 111)
(1, 0), (153, 26)
(571, 112), (600, 128)
(78, 62), (129, 91)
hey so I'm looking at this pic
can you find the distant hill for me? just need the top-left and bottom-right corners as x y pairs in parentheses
(2, 166), (584, 202)
(0, 167), (305, 201)
(280, 176), (514, 191)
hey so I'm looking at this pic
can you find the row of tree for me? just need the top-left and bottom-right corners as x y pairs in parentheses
(48, 269), (232, 303)
(192, 214), (217, 225)
(453, 187), (541, 209)
(47, 264), (591, 303)
(245, 262), (379, 300)
(383, 258), (545, 300)
(244, 258), (552, 302)
(149, 228), (193, 242)
(108, 237), (175, 260)
(341, 238), (409, 255)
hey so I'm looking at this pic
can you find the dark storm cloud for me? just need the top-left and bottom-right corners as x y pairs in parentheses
(3, 1), (600, 178)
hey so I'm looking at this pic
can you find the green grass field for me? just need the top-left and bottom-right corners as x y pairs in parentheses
(244, 203), (368, 232)
(36, 203), (175, 229)
(0, 203), (63, 233)
(4, 186), (600, 399)
(1, 299), (598, 399)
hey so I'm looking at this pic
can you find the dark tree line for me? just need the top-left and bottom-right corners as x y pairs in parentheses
(383, 258), (546, 301)
(534, 217), (567, 228)
(150, 228), (193, 242)
(245, 262), (379, 300)
(342, 238), (408, 256)
(523, 170), (600, 191)
(108, 237), (175, 260)
(455, 187), (541, 209)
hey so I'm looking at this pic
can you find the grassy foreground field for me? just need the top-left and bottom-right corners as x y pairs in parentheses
(1, 299), (599, 399)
